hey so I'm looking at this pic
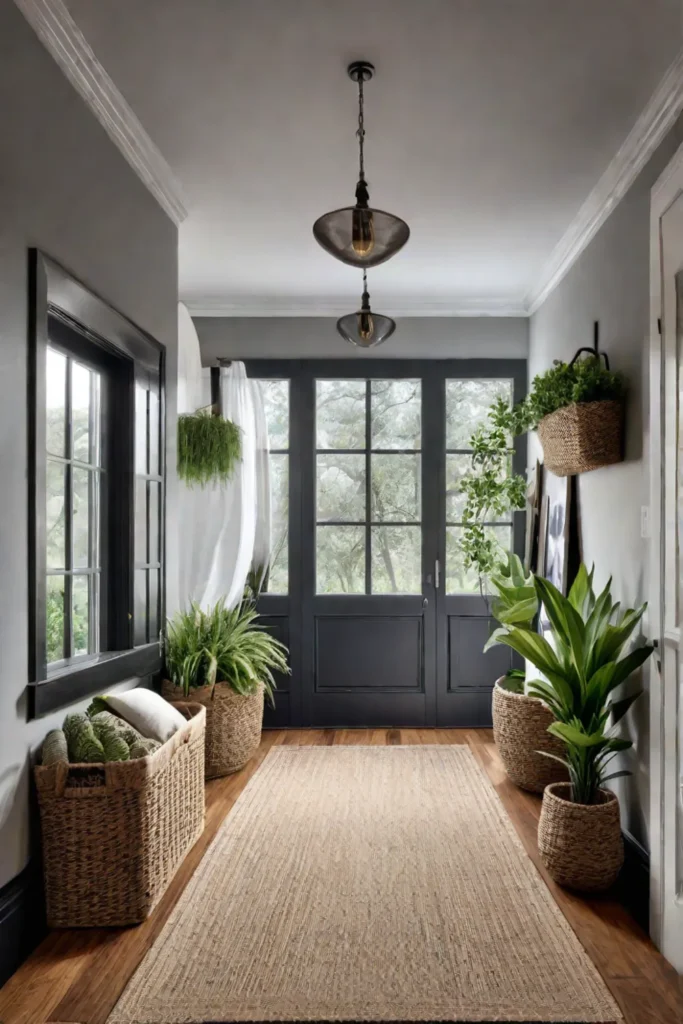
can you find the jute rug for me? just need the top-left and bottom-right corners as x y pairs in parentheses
(108, 746), (623, 1023)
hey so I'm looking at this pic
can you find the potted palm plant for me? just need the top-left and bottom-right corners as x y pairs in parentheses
(163, 599), (289, 777)
(492, 566), (653, 891)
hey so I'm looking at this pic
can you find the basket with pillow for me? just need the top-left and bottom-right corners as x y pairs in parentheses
(34, 690), (206, 928)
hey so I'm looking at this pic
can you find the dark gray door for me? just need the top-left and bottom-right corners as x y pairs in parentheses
(249, 360), (525, 729)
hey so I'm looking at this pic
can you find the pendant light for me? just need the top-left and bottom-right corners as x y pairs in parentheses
(313, 61), (410, 268)
(336, 270), (396, 348)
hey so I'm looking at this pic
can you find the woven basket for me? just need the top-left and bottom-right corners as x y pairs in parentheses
(537, 399), (623, 476)
(538, 782), (624, 892)
(492, 681), (568, 793)
(162, 680), (264, 778)
(34, 703), (205, 929)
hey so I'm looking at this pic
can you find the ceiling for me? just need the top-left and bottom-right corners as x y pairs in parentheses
(64, 0), (683, 315)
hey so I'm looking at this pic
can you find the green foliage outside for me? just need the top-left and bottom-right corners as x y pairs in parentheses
(461, 357), (625, 580)
(488, 565), (653, 804)
(177, 410), (242, 487)
(165, 598), (290, 705)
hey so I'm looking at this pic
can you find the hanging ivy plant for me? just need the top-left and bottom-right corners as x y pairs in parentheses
(177, 409), (242, 487)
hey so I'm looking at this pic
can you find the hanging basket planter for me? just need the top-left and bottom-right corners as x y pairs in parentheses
(537, 398), (624, 477)
(177, 410), (241, 488)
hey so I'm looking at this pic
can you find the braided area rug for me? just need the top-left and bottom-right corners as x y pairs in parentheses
(107, 745), (622, 1023)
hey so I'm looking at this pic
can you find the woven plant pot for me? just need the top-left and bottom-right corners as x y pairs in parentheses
(35, 703), (205, 928)
(492, 680), (568, 793)
(538, 782), (624, 892)
(162, 680), (264, 778)
(537, 399), (623, 476)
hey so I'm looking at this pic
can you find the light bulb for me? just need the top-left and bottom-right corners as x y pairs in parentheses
(352, 207), (375, 257)
(358, 310), (375, 341)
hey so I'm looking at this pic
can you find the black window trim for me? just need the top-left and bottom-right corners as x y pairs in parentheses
(28, 250), (166, 719)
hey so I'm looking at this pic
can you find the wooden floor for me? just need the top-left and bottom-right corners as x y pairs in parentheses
(1, 728), (681, 1024)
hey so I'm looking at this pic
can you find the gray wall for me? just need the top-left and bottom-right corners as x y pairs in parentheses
(0, 3), (178, 888)
(529, 112), (683, 852)
(194, 316), (528, 362)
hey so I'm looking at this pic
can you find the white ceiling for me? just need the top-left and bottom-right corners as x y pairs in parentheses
(64, 0), (683, 315)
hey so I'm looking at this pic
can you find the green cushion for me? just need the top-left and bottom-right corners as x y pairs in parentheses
(63, 713), (105, 764)
(91, 717), (130, 762)
(129, 737), (162, 759)
(41, 729), (68, 767)
(90, 710), (143, 748)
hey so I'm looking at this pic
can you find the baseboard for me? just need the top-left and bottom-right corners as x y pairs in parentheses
(0, 861), (47, 987)
(618, 830), (650, 933)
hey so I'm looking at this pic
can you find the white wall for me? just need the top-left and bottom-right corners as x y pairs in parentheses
(529, 112), (683, 851)
(194, 316), (528, 362)
(0, 3), (178, 888)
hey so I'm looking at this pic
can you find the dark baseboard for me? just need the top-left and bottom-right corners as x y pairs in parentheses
(0, 861), (47, 987)
(618, 830), (650, 933)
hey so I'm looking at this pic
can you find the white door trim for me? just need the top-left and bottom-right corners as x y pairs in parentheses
(649, 137), (683, 968)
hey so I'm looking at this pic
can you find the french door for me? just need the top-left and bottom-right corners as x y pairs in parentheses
(249, 360), (526, 728)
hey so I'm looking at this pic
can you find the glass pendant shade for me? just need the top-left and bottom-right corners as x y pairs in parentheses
(336, 274), (396, 348)
(313, 205), (410, 268)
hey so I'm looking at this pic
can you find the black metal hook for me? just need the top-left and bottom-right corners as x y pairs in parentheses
(569, 320), (610, 370)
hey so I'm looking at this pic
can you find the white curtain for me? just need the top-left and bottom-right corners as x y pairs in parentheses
(176, 305), (271, 610)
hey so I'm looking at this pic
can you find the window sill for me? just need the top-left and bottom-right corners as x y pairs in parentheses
(28, 645), (162, 719)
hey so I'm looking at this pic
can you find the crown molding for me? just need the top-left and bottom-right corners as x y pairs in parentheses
(185, 296), (529, 318)
(14, 0), (187, 225)
(526, 48), (683, 315)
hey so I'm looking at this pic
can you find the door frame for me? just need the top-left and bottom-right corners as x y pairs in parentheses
(649, 137), (683, 968)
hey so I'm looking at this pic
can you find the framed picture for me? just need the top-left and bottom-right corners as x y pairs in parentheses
(524, 460), (543, 573)
(542, 469), (572, 595)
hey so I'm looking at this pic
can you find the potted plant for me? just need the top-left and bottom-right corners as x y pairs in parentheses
(488, 554), (568, 793)
(177, 408), (241, 487)
(492, 567), (653, 891)
(162, 599), (289, 777)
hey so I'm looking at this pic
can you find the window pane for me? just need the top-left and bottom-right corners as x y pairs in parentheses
(72, 575), (90, 656)
(148, 387), (160, 476)
(446, 379), (513, 449)
(46, 575), (65, 663)
(46, 347), (66, 457)
(135, 383), (148, 474)
(371, 379), (421, 450)
(267, 453), (288, 594)
(446, 525), (513, 593)
(446, 453), (511, 524)
(316, 526), (365, 594)
(135, 478), (147, 565)
(72, 361), (91, 463)
(72, 467), (92, 568)
(46, 459), (66, 569)
(317, 454), (365, 522)
(149, 568), (160, 641)
(371, 526), (421, 594)
(149, 480), (160, 565)
(316, 380), (366, 449)
(371, 454), (420, 522)
(134, 569), (147, 646)
(261, 380), (289, 450)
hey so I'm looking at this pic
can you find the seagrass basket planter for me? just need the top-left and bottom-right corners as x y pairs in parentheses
(492, 680), (568, 793)
(162, 680), (264, 778)
(538, 782), (624, 892)
(34, 703), (205, 929)
(537, 399), (623, 477)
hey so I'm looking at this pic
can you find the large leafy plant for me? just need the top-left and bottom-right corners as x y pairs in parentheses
(490, 565), (653, 803)
(485, 553), (539, 693)
(165, 599), (289, 705)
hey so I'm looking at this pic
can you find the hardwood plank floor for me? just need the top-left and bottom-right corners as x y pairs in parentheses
(0, 728), (680, 1024)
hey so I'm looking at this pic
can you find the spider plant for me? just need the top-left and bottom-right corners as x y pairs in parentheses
(165, 599), (289, 706)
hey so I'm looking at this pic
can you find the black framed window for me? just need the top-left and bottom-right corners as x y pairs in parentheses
(258, 379), (289, 595)
(28, 252), (165, 717)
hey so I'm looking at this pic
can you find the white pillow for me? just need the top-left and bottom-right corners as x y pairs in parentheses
(102, 690), (186, 743)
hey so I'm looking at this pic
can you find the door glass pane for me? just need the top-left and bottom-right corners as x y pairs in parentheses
(371, 454), (420, 522)
(446, 379), (513, 449)
(72, 361), (91, 463)
(316, 526), (365, 594)
(135, 479), (147, 565)
(260, 380), (289, 450)
(148, 388), (160, 476)
(371, 526), (421, 594)
(135, 383), (148, 474)
(317, 454), (365, 522)
(149, 480), (160, 565)
(445, 453), (511, 523)
(446, 525), (512, 593)
(316, 380), (365, 449)
(134, 569), (148, 646)
(46, 575), (65, 663)
(72, 467), (91, 568)
(72, 574), (90, 656)
(46, 347), (67, 457)
(46, 459), (66, 569)
(269, 453), (289, 594)
(371, 379), (421, 449)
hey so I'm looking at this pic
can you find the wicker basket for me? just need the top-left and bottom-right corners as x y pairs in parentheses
(162, 680), (264, 778)
(492, 680), (568, 793)
(538, 782), (624, 892)
(34, 703), (205, 929)
(537, 399), (623, 476)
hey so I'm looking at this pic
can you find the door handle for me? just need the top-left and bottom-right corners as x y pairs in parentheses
(422, 597), (428, 608)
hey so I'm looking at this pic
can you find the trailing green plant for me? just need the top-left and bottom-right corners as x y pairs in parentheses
(165, 598), (290, 706)
(488, 564), (653, 803)
(177, 410), (241, 487)
(461, 357), (626, 579)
